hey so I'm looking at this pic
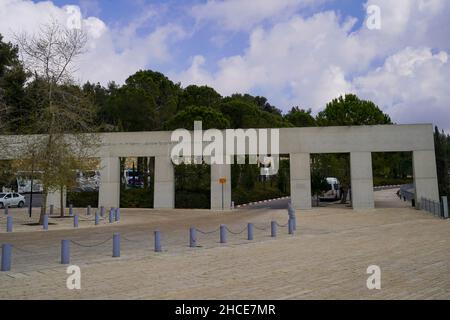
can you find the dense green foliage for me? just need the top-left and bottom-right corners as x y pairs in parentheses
(434, 127), (450, 198)
(1, 33), (447, 208)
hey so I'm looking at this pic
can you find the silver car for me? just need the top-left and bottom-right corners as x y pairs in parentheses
(0, 192), (26, 208)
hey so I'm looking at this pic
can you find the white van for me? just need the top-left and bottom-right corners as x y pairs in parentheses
(320, 177), (341, 201)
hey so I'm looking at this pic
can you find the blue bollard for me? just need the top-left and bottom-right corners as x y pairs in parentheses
(69, 204), (73, 216)
(109, 209), (114, 223)
(87, 205), (91, 216)
(95, 212), (100, 225)
(189, 227), (197, 247)
(100, 206), (105, 217)
(115, 208), (120, 222)
(50, 204), (54, 216)
(61, 240), (70, 264)
(271, 221), (277, 237)
(220, 224), (227, 244)
(154, 230), (162, 252)
(247, 223), (254, 240)
(6, 216), (13, 233)
(288, 218), (294, 235)
(43, 214), (49, 230)
(112, 233), (120, 257)
(1, 244), (12, 272)
(4, 206), (8, 215)
(73, 214), (79, 228)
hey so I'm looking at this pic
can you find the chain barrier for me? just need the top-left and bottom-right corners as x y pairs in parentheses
(195, 227), (220, 235)
(70, 236), (112, 248)
(254, 223), (270, 231)
(225, 226), (247, 235)
(276, 221), (289, 228)
(122, 235), (144, 243)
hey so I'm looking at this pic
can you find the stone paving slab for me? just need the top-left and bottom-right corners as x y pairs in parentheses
(0, 190), (449, 299)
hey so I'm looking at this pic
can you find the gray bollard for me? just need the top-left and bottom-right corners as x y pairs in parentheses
(115, 208), (120, 222)
(100, 206), (105, 217)
(61, 240), (70, 264)
(69, 204), (73, 216)
(109, 209), (114, 223)
(87, 205), (91, 216)
(1, 244), (12, 272)
(6, 216), (13, 233)
(95, 212), (100, 225)
(220, 224), (227, 244)
(112, 233), (120, 257)
(4, 206), (8, 215)
(442, 196), (449, 219)
(271, 221), (277, 237)
(73, 214), (79, 228)
(288, 218), (294, 235)
(154, 230), (162, 252)
(189, 227), (197, 247)
(247, 223), (254, 241)
(43, 214), (49, 230)
(49, 204), (54, 216)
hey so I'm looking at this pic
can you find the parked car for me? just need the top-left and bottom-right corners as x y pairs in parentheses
(0, 192), (26, 208)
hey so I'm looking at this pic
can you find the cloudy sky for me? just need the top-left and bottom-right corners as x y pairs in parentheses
(0, 0), (449, 131)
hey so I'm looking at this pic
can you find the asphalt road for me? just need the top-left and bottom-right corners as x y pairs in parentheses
(239, 197), (291, 210)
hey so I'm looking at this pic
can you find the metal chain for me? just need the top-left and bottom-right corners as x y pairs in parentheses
(254, 224), (269, 231)
(225, 226), (247, 235)
(122, 235), (144, 242)
(276, 221), (289, 228)
(196, 227), (220, 235)
(70, 237), (112, 248)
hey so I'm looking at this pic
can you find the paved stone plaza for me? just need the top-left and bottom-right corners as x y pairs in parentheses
(0, 189), (449, 299)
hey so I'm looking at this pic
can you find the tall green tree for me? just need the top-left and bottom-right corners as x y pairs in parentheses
(316, 94), (391, 126)
(434, 126), (449, 197)
(285, 107), (316, 127)
(177, 85), (222, 111)
(0, 34), (28, 133)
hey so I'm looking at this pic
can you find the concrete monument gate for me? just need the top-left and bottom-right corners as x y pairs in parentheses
(0, 124), (439, 211)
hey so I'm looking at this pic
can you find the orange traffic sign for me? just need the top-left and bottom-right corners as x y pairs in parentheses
(219, 177), (227, 184)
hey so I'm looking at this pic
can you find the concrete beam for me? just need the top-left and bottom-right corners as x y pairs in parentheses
(413, 150), (439, 203)
(154, 156), (174, 208)
(350, 152), (374, 209)
(290, 153), (312, 210)
(98, 157), (120, 209)
(211, 163), (231, 210)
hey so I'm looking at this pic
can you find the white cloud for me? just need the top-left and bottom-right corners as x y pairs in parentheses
(354, 47), (450, 131)
(0, 0), (186, 85)
(175, 0), (450, 131)
(191, 0), (328, 31)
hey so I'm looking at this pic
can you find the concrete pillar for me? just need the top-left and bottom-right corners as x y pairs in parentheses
(290, 153), (311, 210)
(211, 163), (231, 210)
(98, 157), (120, 209)
(46, 187), (66, 213)
(350, 152), (374, 209)
(154, 156), (174, 208)
(413, 150), (439, 204)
